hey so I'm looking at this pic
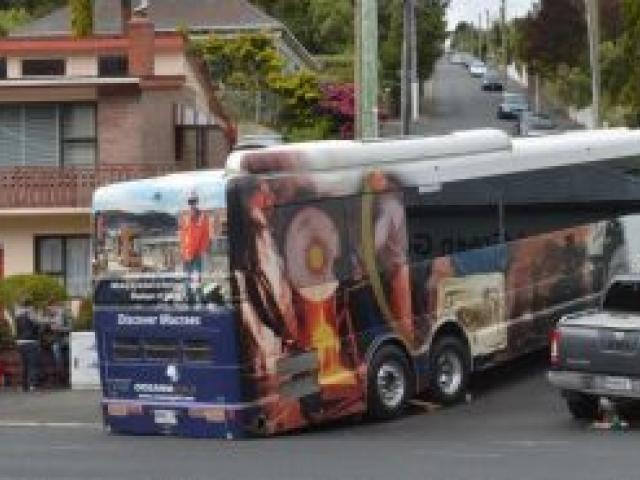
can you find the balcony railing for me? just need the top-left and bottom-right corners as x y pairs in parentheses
(0, 164), (179, 210)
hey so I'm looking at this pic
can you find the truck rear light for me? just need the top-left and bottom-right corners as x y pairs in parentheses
(550, 329), (561, 366)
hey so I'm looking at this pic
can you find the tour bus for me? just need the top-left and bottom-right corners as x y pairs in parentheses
(93, 128), (640, 438)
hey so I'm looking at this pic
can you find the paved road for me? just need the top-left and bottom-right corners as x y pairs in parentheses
(1, 353), (639, 480)
(383, 58), (577, 137)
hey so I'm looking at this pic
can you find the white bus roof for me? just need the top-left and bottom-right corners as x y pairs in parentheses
(226, 129), (512, 174)
(226, 128), (640, 185)
(94, 128), (640, 212)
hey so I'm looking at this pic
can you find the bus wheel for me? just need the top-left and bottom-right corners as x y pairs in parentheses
(429, 336), (470, 406)
(367, 345), (413, 420)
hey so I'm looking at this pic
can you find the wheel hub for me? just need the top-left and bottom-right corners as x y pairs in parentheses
(436, 350), (463, 396)
(377, 362), (406, 409)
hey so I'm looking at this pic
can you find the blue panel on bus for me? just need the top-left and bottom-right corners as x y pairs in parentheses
(95, 307), (251, 437)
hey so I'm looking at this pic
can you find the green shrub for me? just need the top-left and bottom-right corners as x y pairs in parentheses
(74, 297), (93, 332)
(0, 318), (15, 349)
(0, 274), (68, 318)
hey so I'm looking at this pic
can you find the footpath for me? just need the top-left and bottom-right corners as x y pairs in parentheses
(0, 389), (101, 427)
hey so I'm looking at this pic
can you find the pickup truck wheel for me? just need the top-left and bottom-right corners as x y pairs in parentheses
(367, 345), (413, 420)
(429, 336), (470, 406)
(565, 393), (599, 421)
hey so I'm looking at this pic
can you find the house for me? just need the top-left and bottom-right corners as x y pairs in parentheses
(0, 3), (235, 300)
(13, 0), (318, 73)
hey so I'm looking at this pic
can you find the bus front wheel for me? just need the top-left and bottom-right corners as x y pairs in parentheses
(367, 345), (413, 420)
(429, 336), (470, 406)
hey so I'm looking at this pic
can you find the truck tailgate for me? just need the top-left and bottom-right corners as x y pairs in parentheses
(560, 312), (640, 377)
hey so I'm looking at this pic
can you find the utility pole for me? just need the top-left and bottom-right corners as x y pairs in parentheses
(486, 9), (490, 61)
(401, 0), (417, 135)
(501, 0), (507, 81)
(478, 12), (482, 58)
(355, 0), (379, 139)
(585, 0), (600, 128)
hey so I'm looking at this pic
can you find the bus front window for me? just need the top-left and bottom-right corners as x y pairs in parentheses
(93, 174), (229, 306)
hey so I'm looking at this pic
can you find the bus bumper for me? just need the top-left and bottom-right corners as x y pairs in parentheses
(102, 399), (259, 439)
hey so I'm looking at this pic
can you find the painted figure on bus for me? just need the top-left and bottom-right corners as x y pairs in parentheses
(357, 170), (414, 346)
(179, 190), (212, 302)
(233, 169), (367, 431)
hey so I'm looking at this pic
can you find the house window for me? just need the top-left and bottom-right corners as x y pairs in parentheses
(22, 58), (66, 77)
(36, 236), (91, 298)
(176, 127), (209, 169)
(0, 103), (96, 167)
(98, 55), (128, 77)
(0, 58), (6, 79)
(62, 104), (97, 166)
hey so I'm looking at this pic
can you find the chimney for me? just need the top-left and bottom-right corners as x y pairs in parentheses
(127, 2), (155, 78)
(121, 0), (132, 35)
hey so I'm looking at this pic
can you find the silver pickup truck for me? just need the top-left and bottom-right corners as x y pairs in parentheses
(548, 275), (640, 420)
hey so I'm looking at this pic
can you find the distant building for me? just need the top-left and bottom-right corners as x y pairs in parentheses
(0, 3), (234, 298)
(13, 0), (318, 72)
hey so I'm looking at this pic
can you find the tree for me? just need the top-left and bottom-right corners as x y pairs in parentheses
(618, 0), (640, 124)
(70, 0), (93, 38)
(193, 33), (284, 90)
(0, 0), (65, 18)
(192, 33), (332, 141)
(251, 0), (353, 54)
(379, 0), (448, 113)
(0, 8), (30, 36)
(521, 0), (588, 76)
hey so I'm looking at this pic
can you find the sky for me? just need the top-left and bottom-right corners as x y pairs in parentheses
(447, 0), (536, 30)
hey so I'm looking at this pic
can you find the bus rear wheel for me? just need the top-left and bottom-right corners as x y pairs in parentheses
(429, 336), (470, 406)
(367, 345), (413, 420)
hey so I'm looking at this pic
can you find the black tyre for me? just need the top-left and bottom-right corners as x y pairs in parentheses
(565, 392), (599, 421)
(429, 336), (471, 406)
(367, 345), (413, 420)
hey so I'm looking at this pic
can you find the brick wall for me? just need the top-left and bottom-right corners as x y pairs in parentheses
(98, 95), (144, 165)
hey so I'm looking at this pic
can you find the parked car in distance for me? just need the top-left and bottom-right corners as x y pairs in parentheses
(469, 61), (487, 77)
(497, 92), (529, 120)
(548, 275), (640, 421)
(449, 52), (465, 65)
(514, 112), (559, 136)
(233, 133), (283, 151)
(481, 71), (504, 91)
(463, 54), (477, 70)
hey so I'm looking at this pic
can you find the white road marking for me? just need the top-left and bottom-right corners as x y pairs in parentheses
(0, 421), (101, 429)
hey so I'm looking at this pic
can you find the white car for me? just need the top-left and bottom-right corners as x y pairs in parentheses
(469, 61), (487, 77)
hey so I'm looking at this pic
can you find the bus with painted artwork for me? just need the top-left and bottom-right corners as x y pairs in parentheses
(93, 128), (640, 438)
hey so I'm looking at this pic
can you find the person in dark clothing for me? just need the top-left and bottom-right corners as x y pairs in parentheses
(15, 310), (40, 391)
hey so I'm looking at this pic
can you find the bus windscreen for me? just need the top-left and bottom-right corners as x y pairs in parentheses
(92, 171), (229, 306)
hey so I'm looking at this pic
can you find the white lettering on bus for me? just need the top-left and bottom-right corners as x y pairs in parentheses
(133, 383), (175, 394)
(117, 314), (157, 326)
(158, 314), (201, 326)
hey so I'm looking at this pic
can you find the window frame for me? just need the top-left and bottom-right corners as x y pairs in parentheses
(176, 126), (215, 169)
(21, 58), (66, 77)
(34, 235), (91, 298)
(0, 102), (97, 167)
(98, 55), (129, 78)
(60, 102), (98, 166)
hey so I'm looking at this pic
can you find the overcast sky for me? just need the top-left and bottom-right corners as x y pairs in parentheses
(447, 0), (535, 30)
